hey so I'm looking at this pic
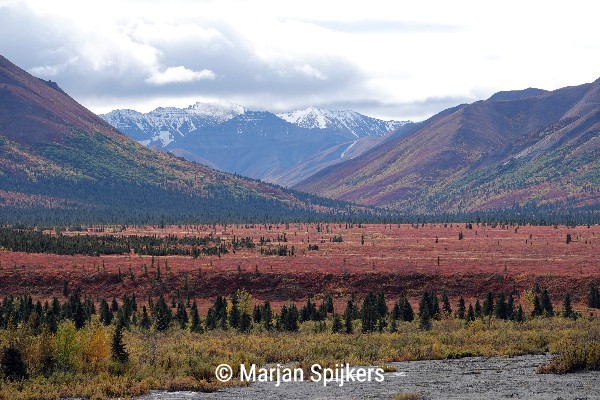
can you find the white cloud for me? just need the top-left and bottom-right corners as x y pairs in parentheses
(146, 66), (216, 85)
(294, 64), (327, 80)
(2, 0), (600, 121)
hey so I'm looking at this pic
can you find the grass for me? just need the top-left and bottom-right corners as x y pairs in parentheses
(1, 316), (599, 398)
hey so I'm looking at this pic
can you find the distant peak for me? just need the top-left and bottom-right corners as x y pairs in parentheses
(488, 88), (547, 102)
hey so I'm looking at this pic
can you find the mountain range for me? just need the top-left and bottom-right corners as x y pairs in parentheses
(100, 104), (411, 185)
(295, 82), (600, 216)
(0, 55), (370, 225)
(1, 52), (598, 224)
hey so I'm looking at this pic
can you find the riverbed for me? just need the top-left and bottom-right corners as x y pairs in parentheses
(139, 354), (600, 399)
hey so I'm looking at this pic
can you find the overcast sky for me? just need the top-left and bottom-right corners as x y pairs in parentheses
(1, 0), (599, 121)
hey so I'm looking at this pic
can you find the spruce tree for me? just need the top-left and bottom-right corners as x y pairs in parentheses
(205, 308), (217, 331)
(456, 296), (466, 319)
(493, 292), (507, 320)
(531, 294), (543, 317)
(466, 304), (475, 322)
(343, 300), (354, 334)
(442, 292), (452, 317)
(562, 293), (574, 319)
(111, 298), (119, 313)
(482, 291), (494, 316)
(240, 312), (252, 333)
(587, 285), (600, 309)
(190, 302), (202, 333)
(176, 302), (188, 329)
(418, 292), (432, 330)
(99, 299), (112, 326)
(263, 301), (273, 331)
(540, 288), (554, 317)
(401, 296), (414, 322)
(514, 304), (525, 322)
(506, 294), (515, 320)
(111, 321), (129, 364)
(474, 299), (482, 318)
(140, 305), (151, 330)
(331, 313), (342, 333)
(0, 346), (27, 380)
(154, 295), (172, 332)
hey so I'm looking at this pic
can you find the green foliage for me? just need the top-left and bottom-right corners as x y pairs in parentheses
(111, 321), (129, 364)
(0, 346), (28, 380)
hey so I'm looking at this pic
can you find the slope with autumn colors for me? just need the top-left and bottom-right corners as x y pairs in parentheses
(0, 55), (367, 224)
(295, 80), (600, 216)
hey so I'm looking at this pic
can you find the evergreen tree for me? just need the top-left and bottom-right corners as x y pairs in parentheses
(205, 308), (217, 331)
(140, 305), (151, 330)
(343, 300), (354, 334)
(418, 292), (432, 330)
(111, 298), (119, 313)
(456, 296), (466, 319)
(263, 301), (273, 331)
(0, 346), (27, 380)
(493, 292), (508, 320)
(540, 288), (554, 317)
(506, 294), (515, 320)
(331, 313), (342, 333)
(229, 296), (241, 329)
(466, 304), (475, 322)
(587, 285), (600, 309)
(482, 291), (494, 316)
(99, 299), (112, 326)
(431, 293), (441, 320)
(401, 296), (414, 322)
(325, 295), (334, 314)
(153, 295), (172, 331)
(240, 312), (252, 333)
(562, 293), (574, 319)
(442, 291), (452, 316)
(514, 304), (525, 322)
(474, 299), (482, 318)
(391, 301), (401, 321)
(253, 305), (262, 323)
(190, 302), (202, 333)
(111, 321), (129, 364)
(531, 294), (543, 317)
(176, 302), (188, 329)
(377, 292), (388, 320)
(361, 293), (378, 333)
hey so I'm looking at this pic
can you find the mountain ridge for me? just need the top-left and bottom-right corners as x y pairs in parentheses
(100, 103), (410, 185)
(294, 79), (600, 215)
(0, 54), (373, 224)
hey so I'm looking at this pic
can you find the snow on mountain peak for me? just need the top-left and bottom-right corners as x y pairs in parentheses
(187, 101), (246, 121)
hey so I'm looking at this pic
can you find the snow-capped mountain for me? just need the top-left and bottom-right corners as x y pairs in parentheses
(100, 102), (245, 147)
(277, 107), (408, 138)
(100, 102), (412, 185)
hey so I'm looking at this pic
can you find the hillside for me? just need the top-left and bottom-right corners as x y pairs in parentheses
(101, 104), (409, 185)
(0, 55), (368, 225)
(294, 80), (600, 217)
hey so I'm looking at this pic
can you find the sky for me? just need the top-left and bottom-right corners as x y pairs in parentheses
(1, 0), (599, 121)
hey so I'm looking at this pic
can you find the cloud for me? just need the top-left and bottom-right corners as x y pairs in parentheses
(302, 18), (462, 34)
(293, 64), (327, 80)
(146, 66), (216, 85)
(2, 0), (600, 121)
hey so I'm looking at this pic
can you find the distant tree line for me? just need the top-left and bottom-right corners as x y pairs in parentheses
(0, 228), (228, 256)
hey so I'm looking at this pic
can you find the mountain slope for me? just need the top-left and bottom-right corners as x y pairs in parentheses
(0, 55), (365, 224)
(100, 104), (409, 185)
(294, 81), (600, 215)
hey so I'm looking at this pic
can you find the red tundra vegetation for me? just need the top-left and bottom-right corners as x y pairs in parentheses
(0, 223), (598, 310)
